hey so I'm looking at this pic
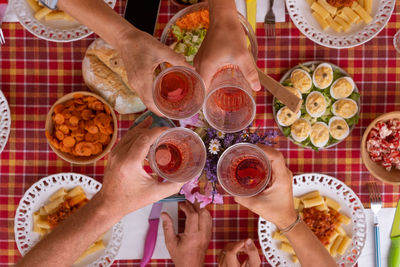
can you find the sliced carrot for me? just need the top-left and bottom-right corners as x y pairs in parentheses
(53, 104), (65, 114)
(69, 116), (79, 126)
(53, 113), (65, 125)
(55, 130), (65, 141)
(73, 93), (84, 99)
(81, 109), (93, 120)
(59, 124), (70, 135)
(63, 136), (76, 148)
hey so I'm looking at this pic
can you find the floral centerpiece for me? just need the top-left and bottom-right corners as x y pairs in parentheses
(179, 113), (277, 208)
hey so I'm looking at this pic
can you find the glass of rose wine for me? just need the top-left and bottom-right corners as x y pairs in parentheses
(203, 65), (256, 133)
(149, 127), (206, 183)
(217, 143), (271, 197)
(153, 66), (206, 120)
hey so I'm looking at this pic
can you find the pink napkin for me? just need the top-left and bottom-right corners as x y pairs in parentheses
(0, 0), (7, 24)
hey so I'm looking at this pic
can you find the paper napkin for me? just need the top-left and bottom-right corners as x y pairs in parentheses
(358, 208), (395, 267)
(115, 202), (177, 260)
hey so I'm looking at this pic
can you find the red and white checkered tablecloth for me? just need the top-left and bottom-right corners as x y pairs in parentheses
(0, 0), (400, 266)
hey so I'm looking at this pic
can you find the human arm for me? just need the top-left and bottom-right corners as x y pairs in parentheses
(17, 118), (183, 267)
(57, 0), (190, 115)
(194, 0), (260, 92)
(162, 202), (212, 267)
(235, 146), (337, 267)
(218, 239), (261, 267)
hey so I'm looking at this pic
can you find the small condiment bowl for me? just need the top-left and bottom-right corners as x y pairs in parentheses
(45, 91), (118, 165)
(361, 111), (400, 184)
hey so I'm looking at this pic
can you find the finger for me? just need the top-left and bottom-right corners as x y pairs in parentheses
(148, 180), (184, 201)
(244, 239), (261, 266)
(137, 75), (165, 117)
(199, 208), (212, 233)
(161, 212), (178, 248)
(240, 259), (248, 267)
(218, 250), (226, 266)
(128, 127), (167, 162)
(180, 201), (199, 233)
(225, 241), (245, 255)
(160, 47), (194, 70)
(239, 60), (261, 92)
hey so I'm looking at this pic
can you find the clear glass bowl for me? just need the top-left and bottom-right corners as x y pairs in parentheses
(160, 2), (258, 62)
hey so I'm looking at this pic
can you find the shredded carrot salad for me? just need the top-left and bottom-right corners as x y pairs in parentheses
(176, 9), (209, 30)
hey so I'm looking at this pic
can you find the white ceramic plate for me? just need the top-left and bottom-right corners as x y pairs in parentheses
(14, 173), (123, 267)
(258, 173), (366, 267)
(0, 90), (11, 154)
(286, 0), (396, 48)
(11, 0), (116, 42)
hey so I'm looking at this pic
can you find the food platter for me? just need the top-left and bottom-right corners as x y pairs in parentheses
(14, 173), (123, 267)
(258, 173), (366, 267)
(286, 0), (396, 48)
(11, 0), (116, 42)
(273, 61), (361, 151)
(0, 90), (11, 155)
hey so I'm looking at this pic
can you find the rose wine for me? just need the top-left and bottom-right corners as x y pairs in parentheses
(155, 142), (182, 174)
(153, 66), (205, 120)
(231, 157), (266, 188)
(213, 87), (247, 112)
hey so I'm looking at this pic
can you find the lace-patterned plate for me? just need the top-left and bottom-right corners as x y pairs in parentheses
(258, 173), (366, 267)
(286, 0), (396, 48)
(0, 90), (11, 155)
(11, 0), (116, 42)
(14, 173), (123, 267)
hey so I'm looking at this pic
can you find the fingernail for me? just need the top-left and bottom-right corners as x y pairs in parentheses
(246, 238), (253, 246)
(253, 82), (261, 91)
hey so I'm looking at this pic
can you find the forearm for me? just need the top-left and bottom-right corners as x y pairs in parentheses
(17, 192), (123, 267)
(57, 0), (138, 50)
(208, 0), (237, 24)
(283, 221), (337, 267)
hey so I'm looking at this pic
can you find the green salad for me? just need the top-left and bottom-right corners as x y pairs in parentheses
(274, 63), (361, 151)
(171, 25), (207, 64)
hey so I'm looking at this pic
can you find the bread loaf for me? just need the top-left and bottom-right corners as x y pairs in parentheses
(82, 39), (146, 114)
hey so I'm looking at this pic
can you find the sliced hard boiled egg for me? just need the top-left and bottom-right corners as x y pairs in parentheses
(276, 106), (301, 127)
(291, 118), (312, 142)
(332, 98), (358, 119)
(306, 91), (327, 118)
(310, 122), (330, 148)
(312, 63), (333, 89)
(329, 116), (350, 140)
(290, 69), (312, 93)
(330, 77), (355, 99)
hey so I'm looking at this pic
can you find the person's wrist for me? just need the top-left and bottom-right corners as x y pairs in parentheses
(114, 27), (143, 52)
(272, 209), (298, 230)
(91, 191), (125, 221)
(173, 251), (205, 267)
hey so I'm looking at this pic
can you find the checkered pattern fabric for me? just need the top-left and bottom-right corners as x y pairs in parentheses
(0, 0), (399, 265)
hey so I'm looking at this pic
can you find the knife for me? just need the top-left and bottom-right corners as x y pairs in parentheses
(140, 202), (163, 267)
(389, 200), (400, 267)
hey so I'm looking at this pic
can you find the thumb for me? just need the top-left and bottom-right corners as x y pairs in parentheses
(150, 181), (184, 201)
(162, 47), (194, 70)
(161, 212), (178, 248)
(244, 239), (261, 266)
(240, 62), (261, 92)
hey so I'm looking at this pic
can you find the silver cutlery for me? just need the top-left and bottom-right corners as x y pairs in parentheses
(0, 29), (5, 45)
(368, 182), (382, 267)
(264, 0), (276, 37)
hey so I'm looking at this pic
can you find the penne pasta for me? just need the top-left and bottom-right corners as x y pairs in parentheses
(67, 186), (85, 199)
(292, 255), (299, 263)
(352, 2), (372, 23)
(315, 202), (328, 211)
(324, 197), (341, 211)
(45, 12), (66, 21)
(336, 226), (346, 236)
(311, 2), (330, 19)
(334, 16), (351, 32)
(68, 193), (87, 207)
(326, 16), (343, 32)
(342, 7), (361, 24)
(328, 230), (339, 244)
(49, 188), (67, 202)
(330, 235), (343, 257)
(358, 0), (364, 7)
(317, 0), (337, 15)
(280, 242), (295, 255)
(293, 197), (301, 210)
(303, 195), (325, 208)
(36, 218), (51, 229)
(336, 10), (352, 24)
(34, 7), (52, 20)
(26, 0), (41, 12)
(338, 213), (351, 225)
(306, 0), (315, 5)
(337, 235), (351, 255)
(75, 240), (105, 263)
(300, 190), (320, 201)
(272, 231), (289, 242)
(39, 207), (48, 216)
(312, 12), (329, 30)
(44, 196), (64, 214)
(298, 203), (304, 212)
(364, 0), (372, 14)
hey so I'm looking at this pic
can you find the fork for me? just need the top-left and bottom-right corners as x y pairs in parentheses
(0, 29), (5, 45)
(368, 182), (382, 267)
(264, 0), (275, 37)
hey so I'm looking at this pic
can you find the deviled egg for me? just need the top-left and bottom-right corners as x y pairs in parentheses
(312, 63), (333, 89)
(305, 91), (327, 118)
(329, 116), (349, 140)
(277, 107), (301, 127)
(332, 98), (358, 119)
(290, 69), (312, 93)
(291, 118), (312, 142)
(285, 86), (303, 100)
(330, 77), (355, 99)
(310, 122), (330, 148)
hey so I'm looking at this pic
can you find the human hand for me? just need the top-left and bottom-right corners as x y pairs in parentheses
(162, 201), (212, 267)
(117, 30), (192, 115)
(234, 145), (297, 230)
(218, 239), (261, 267)
(99, 117), (183, 217)
(193, 4), (260, 92)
